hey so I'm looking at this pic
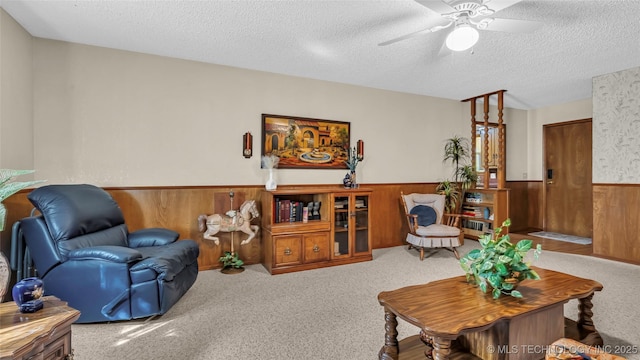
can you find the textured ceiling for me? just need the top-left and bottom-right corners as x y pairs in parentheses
(2, 0), (640, 109)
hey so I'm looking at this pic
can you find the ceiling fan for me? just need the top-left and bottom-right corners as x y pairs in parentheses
(379, 0), (543, 52)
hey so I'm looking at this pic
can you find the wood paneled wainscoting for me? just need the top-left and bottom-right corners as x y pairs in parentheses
(507, 180), (543, 232)
(593, 184), (640, 264)
(2, 183), (441, 272)
(5, 182), (635, 270)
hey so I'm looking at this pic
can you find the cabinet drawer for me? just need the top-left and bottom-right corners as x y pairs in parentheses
(43, 332), (71, 360)
(303, 232), (330, 263)
(274, 235), (302, 266)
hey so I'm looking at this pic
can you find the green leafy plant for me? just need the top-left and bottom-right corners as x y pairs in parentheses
(438, 136), (477, 212)
(459, 218), (542, 299)
(443, 135), (470, 184)
(435, 180), (460, 213)
(219, 251), (244, 269)
(0, 169), (45, 231)
(344, 146), (359, 172)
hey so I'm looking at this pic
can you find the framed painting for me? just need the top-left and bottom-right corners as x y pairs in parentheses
(261, 114), (350, 169)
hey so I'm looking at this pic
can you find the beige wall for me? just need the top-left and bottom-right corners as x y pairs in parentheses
(0, 9), (34, 171)
(525, 98), (592, 180)
(31, 38), (484, 187)
(2, 9), (543, 188)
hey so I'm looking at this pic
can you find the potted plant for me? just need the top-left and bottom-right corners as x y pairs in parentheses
(435, 180), (460, 213)
(219, 251), (245, 274)
(343, 146), (359, 188)
(437, 136), (476, 212)
(1, 169), (45, 231)
(459, 218), (542, 299)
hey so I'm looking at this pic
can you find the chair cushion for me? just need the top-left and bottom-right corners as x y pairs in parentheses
(28, 184), (125, 242)
(410, 205), (437, 227)
(415, 224), (461, 237)
(131, 240), (200, 282)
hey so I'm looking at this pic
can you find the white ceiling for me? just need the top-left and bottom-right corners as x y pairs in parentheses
(2, 0), (639, 110)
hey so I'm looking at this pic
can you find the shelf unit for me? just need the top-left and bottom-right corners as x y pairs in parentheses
(461, 188), (509, 239)
(261, 187), (372, 275)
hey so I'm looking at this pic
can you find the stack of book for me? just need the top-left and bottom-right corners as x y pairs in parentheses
(273, 199), (320, 223)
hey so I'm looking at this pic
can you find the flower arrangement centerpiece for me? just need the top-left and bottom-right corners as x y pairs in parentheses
(261, 155), (280, 191)
(343, 147), (359, 188)
(459, 218), (542, 299)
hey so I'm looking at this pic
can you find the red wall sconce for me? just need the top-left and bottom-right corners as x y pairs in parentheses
(356, 139), (364, 161)
(243, 131), (253, 158)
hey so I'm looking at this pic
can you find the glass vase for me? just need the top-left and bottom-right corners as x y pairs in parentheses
(265, 168), (277, 191)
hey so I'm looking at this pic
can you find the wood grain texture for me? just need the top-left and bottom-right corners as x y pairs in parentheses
(0, 296), (80, 359)
(378, 268), (603, 360)
(544, 120), (592, 237)
(378, 267), (602, 338)
(506, 181), (529, 232)
(6, 182), (629, 274)
(593, 184), (640, 263)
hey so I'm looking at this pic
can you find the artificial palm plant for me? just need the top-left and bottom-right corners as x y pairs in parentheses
(438, 136), (477, 212)
(0, 169), (44, 231)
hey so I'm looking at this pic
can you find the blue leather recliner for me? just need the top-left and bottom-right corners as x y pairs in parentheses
(18, 184), (200, 323)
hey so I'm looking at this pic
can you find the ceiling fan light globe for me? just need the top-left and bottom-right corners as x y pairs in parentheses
(445, 26), (479, 51)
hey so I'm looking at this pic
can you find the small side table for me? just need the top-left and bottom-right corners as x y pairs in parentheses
(0, 296), (80, 360)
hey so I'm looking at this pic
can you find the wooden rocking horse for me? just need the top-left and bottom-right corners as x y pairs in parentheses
(197, 199), (260, 245)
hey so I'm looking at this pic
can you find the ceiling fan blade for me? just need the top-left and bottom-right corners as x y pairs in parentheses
(483, 0), (524, 14)
(480, 18), (543, 33)
(378, 21), (452, 46)
(414, 0), (456, 15)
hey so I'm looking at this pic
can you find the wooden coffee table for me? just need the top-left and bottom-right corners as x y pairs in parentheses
(378, 267), (603, 360)
(0, 296), (80, 360)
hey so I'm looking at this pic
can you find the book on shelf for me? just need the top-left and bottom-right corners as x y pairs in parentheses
(464, 192), (483, 203)
(273, 200), (319, 223)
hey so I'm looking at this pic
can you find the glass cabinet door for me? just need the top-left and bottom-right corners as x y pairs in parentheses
(333, 195), (350, 257)
(332, 193), (370, 258)
(353, 194), (369, 255)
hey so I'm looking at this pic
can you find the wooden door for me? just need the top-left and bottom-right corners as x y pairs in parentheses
(543, 119), (592, 237)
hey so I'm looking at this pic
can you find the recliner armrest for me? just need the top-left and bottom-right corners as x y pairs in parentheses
(128, 228), (179, 248)
(68, 246), (143, 263)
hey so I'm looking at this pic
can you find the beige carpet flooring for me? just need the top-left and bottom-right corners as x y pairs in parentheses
(71, 242), (640, 360)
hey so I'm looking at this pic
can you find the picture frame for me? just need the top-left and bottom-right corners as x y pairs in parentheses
(261, 114), (350, 169)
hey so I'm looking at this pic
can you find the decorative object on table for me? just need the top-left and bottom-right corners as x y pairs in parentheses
(198, 190), (260, 274)
(0, 169), (45, 231)
(12, 276), (44, 313)
(343, 146), (360, 188)
(459, 218), (542, 299)
(261, 154), (279, 191)
(243, 131), (253, 158)
(261, 114), (351, 169)
(436, 136), (476, 213)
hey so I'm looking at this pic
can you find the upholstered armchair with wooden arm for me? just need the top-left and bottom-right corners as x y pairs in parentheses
(400, 192), (463, 260)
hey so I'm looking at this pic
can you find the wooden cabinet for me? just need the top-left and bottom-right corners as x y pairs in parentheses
(0, 296), (80, 360)
(261, 187), (372, 274)
(461, 188), (509, 239)
(331, 192), (371, 258)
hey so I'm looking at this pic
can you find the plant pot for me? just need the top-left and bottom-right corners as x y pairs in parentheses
(221, 267), (245, 274)
(499, 278), (520, 295)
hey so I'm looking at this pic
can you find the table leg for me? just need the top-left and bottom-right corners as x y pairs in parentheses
(578, 293), (603, 346)
(379, 308), (399, 360)
(432, 337), (452, 360)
